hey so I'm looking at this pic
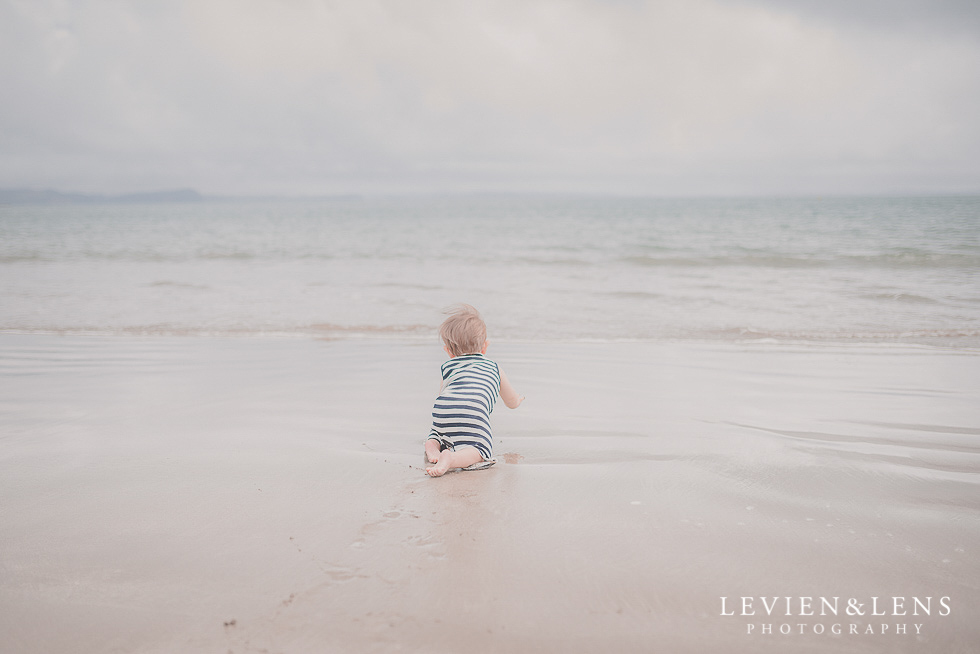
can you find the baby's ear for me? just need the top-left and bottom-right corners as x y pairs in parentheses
(481, 340), (489, 354)
(444, 344), (455, 358)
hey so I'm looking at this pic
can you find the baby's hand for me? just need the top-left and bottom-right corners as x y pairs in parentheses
(498, 368), (523, 408)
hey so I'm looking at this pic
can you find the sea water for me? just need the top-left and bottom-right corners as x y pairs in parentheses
(1, 195), (978, 346)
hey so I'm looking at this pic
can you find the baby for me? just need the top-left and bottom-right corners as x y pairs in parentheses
(425, 305), (524, 477)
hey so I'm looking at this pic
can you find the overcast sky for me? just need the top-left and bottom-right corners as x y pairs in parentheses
(2, 0), (979, 196)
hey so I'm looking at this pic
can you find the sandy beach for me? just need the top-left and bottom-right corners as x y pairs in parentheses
(1, 334), (977, 653)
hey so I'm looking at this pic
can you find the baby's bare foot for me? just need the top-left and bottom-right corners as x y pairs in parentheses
(424, 442), (442, 465)
(426, 453), (451, 477)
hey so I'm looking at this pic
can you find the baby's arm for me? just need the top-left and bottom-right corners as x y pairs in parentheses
(499, 367), (524, 408)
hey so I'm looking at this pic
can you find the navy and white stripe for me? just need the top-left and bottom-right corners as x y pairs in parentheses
(428, 354), (500, 460)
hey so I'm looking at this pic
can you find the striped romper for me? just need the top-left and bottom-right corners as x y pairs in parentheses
(427, 353), (501, 461)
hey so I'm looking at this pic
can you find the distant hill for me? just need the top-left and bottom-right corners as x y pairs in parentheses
(0, 188), (204, 204)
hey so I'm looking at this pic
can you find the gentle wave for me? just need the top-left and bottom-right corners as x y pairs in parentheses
(146, 281), (211, 290)
(0, 324), (435, 338)
(3, 324), (978, 348)
(4, 249), (977, 270)
(309, 323), (431, 335)
(702, 326), (980, 343)
(603, 290), (665, 300)
(856, 292), (941, 305)
(618, 252), (980, 269)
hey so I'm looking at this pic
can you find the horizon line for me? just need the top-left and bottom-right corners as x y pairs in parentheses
(2, 186), (979, 205)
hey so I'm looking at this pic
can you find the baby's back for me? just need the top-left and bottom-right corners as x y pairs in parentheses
(430, 354), (501, 458)
(440, 354), (500, 412)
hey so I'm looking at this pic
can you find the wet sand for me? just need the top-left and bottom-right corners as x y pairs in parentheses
(1, 335), (978, 652)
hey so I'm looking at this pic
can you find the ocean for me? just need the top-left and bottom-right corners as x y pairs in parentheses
(2, 194), (978, 346)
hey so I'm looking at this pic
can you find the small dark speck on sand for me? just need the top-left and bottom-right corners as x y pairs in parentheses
(224, 619), (236, 627)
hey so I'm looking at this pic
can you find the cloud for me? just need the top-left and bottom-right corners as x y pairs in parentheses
(717, 0), (980, 38)
(1, 0), (978, 195)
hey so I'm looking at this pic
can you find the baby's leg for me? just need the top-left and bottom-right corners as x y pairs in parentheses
(426, 447), (484, 477)
(424, 438), (443, 464)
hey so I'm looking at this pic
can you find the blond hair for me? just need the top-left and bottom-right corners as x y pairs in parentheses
(439, 304), (487, 356)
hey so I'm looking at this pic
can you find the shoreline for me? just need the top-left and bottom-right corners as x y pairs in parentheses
(2, 328), (979, 352)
